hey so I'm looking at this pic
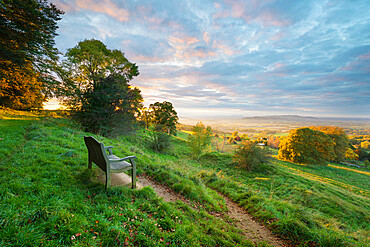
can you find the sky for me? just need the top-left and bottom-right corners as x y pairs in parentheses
(50, 0), (370, 119)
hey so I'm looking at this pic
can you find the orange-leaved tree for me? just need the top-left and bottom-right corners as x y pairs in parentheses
(310, 126), (349, 162)
(278, 127), (335, 164)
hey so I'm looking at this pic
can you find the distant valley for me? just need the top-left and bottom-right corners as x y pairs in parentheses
(180, 115), (370, 133)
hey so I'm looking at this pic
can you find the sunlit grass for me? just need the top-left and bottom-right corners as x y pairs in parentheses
(1, 109), (369, 246)
(0, 109), (255, 246)
(328, 164), (370, 175)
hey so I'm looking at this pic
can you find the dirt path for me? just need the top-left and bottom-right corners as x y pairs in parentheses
(139, 175), (290, 247)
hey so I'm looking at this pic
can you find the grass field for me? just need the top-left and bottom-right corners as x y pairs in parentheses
(1, 109), (369, 246)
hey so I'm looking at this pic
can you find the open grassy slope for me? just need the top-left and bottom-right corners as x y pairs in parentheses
(1, 109), (369, 246)
(0, 109), (255, 246)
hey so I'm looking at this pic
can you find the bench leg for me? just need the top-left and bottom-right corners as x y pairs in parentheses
(88, 155), (92, 169)
(106, 171), (111, 189)
(131, 162), (136, 189)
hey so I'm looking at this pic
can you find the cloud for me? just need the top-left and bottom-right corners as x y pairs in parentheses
(53, 0), (370, 118)
(54, 0), (130, 21)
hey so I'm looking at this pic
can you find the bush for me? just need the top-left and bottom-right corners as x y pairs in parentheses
(364, 160), (370, 168)
(188, 122), (212, 158)
(233, 141), (268, 171)
(148, 125), (171, 153)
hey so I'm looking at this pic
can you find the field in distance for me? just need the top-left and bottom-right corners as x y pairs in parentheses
(180, 115), (370, 135)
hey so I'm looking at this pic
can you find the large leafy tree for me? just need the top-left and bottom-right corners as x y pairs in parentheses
(278, 127), (335, 164)
(310, 126), (349, 162)
(148, 101), (179, 135)
(0, 0), (63, 109)
(61, 39), (142, 135)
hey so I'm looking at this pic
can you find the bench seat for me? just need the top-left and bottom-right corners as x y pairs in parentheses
(84, 136), (136, 189)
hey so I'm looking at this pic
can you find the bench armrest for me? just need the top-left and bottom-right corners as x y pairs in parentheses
(105, 146), (114, 155)
(109, 155), (137, 162)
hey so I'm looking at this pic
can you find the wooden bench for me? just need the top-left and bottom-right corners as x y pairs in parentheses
(84, 136), (136, 189)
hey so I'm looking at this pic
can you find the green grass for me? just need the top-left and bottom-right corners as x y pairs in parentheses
(1, 109), (369, 246)
(197, 156), (369, 246)
(0, 110), (258, 246)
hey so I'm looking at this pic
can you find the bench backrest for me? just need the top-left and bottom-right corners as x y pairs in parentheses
(84, 136), (108, 172)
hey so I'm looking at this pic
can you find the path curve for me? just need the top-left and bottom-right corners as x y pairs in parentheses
(138, 175), (290, 247)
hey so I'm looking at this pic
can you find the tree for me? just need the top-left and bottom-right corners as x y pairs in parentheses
(0, 0), (63, 109)
(233, 140), (268, 171)
(148, 101), (179, 135)
(61, 39), (142, 135)
(310, 126), (349, 162)
(212, 132), (227, 153)
(188, 122), (212, 158)
(345, 148), (359, 161)
(360, 141), (370, 149)
(267, 135), (280, 149)
(278, 127), (335, 164)
(0, 62), (44, 110)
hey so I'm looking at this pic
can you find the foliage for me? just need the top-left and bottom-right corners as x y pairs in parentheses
(364, 160), (370, 168)
(60, 39), (142, 135)
(188, 122), (212, 158)
(355, 147), (370, 161)
(267, 135), (280, 149)
(233, 140), (269, 171)
(212, 134), (227, 153)
(311, 126), (349, 162)
(345, 147), (359, 161)
(147, 101), (179, 135)
(361, 141), (370, 149)
(0, 62), (45, 110)
(147, 125), (172, 153)
(278, 127), (336, 164)
(0, 0), (63, 109)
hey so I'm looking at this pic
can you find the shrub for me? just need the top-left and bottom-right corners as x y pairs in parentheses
(233, 141), (268, 171)
(364, 160), (370, 168)
(188, 122), (212, 158)
(148, 125), (171, 153)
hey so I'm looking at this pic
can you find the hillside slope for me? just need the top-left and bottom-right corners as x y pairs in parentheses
(0, 109), (369, 246)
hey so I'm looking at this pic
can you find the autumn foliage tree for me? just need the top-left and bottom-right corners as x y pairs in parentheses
(0, 0), (63, 109)
(267, 135), (280, 149)
(310, 126), (349, 162)
(278, 127), (335, 164)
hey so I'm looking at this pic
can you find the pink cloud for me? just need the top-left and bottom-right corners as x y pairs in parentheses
(55, 0), (130, 22)
(255, 10), (290, 27)
(212, 42), (238, 56)
(203, 32), (211, 45)
(214, 0), (290, 27)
